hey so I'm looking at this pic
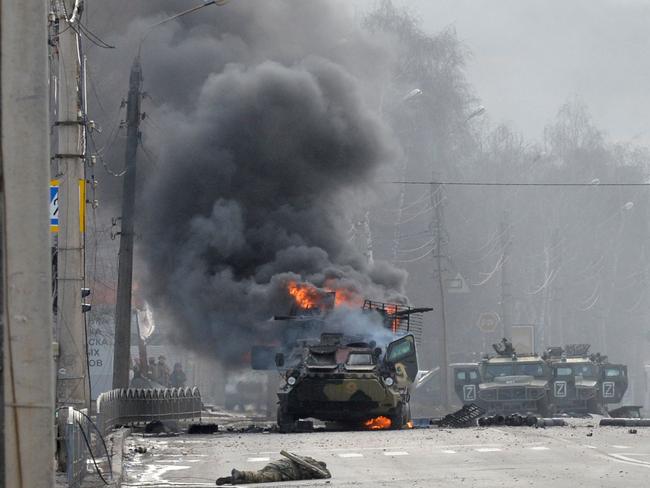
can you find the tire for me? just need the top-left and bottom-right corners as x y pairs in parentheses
(277, 405), (296, 434)
(402, 402), (412, 426)
(390, 403), (405, 430)
(537, 398), (550, 418)
(586, 398), (603, 415)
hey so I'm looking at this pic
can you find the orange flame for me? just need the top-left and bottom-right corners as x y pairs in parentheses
(287, 280), (364, 311)
(406, 420), (414, 429)
(363, 416), (392, 430)
(384, 304), (400, 333)
(331, 288), (363, 308)
(323, 279), (363, 308)
(287, 281), (322, 309)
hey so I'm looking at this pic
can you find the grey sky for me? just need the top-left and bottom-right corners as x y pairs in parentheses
(355, 0), (650, 144)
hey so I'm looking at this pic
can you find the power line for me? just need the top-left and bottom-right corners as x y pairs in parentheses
(383, 180), (650, 187)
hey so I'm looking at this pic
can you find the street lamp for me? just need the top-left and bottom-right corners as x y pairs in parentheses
(414, 98), (485, 411)
(112, 0), (229, 389)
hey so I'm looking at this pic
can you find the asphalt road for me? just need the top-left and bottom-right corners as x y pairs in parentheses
(122, 420), (650, 487)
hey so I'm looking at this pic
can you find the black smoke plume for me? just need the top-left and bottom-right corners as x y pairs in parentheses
(95, 1), (410, 359)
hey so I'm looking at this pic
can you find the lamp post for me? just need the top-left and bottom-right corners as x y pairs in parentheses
(112, 0), (228, 389)
(402, 93), (486, 410)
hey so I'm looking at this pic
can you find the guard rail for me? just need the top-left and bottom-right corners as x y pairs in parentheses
(96, 387), (202, 435)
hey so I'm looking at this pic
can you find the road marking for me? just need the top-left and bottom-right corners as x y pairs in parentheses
(257, 443), (502, 455)
(584, 445), (597, 449)
(338, 453), (363, 458)
(441, 450), (457, 454)
(475, 448), (502, 452)
(383, 451), (409, 456)
(528, 446), (550, 451)
(612, 445), (630, 449)
(609, 453), (650, 468)
(247, 457), (270, 462)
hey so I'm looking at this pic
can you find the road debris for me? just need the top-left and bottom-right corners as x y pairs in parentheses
(435, 403), (485, 428)
(144, 420), (179, 436)
(188, 423), (219, 434)
(216, 450), (331, 485)
(477, 414), (567, 427)
(600, 418), (650, 427)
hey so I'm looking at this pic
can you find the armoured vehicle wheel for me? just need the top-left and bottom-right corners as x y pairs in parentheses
(277, 406), (296, 433)
(586, 398), (603, 415)
(537, 398), (550, 418)
(390, 403), (408, 429)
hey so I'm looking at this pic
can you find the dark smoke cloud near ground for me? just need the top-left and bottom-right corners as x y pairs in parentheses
(90, 1), (408, 359)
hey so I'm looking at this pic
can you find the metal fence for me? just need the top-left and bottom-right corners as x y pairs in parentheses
(96, 387), (202, 435)
(62, 407), (90, 488)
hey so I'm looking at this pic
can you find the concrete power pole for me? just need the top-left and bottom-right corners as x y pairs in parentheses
(500, 211), (512, 339)
(551, 228), (564, 346)
(54, 0), (89, 409)
(430, 181), (449, 408)
(2, 0), (55, 486)
(113, 57), (142, 389)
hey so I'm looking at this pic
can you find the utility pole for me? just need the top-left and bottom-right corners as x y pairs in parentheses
(500, 211), (512, 339)
(2, 0), (55, 485)
(111, 0), (224, 390)
(54, 0), (89, 410)
(430, 180), (449, 408)
(550, 228), (564, 346)
(112, 57), (142, 389)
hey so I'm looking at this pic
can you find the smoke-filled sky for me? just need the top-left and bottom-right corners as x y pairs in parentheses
(377, 0), (650, 144)
(85, 1), (650, 393)
(88, 0), (413, 359)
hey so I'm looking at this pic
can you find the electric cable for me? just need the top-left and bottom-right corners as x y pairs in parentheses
(384, 180), (650, 187)
(76, 420), (110, 485)
(75, 408), (113, 478)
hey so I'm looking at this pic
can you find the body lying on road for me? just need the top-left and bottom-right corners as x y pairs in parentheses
(216, 451), (331, 485)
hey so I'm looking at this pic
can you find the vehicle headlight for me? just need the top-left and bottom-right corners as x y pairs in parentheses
(287, 376), (297, 386)
(384, 377), (394, 386)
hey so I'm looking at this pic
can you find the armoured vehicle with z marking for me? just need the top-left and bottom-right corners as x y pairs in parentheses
(452, 339), (628, 416)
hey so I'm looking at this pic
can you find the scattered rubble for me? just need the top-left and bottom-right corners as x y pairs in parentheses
(144, 420), (179, 435)
(187, 423), (219, 434)
(435, 404), (485, 428)
(600, 418), (650, 427)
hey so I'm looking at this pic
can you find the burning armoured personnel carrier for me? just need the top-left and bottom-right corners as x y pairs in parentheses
(252, 283), (431, 432)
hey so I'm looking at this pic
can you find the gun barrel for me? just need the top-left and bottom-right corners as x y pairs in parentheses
(391, 307), (434, 317)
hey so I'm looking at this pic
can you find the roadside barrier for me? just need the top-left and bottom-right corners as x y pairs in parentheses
(96, 387), (202, 435)
(61, 407), (90, 488)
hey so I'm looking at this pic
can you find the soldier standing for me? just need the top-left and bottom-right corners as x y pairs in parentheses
(170, 362), (187, 388)
(147, 357), (157, 382)
(156, 355), (170, 386)
(216, 451), (330, 485)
